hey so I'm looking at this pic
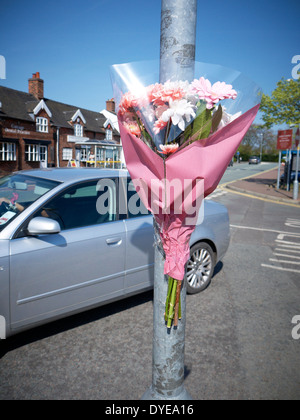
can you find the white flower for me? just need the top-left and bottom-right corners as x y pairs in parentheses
(217, 107), (242, 130)
(161, 98), (196, 132)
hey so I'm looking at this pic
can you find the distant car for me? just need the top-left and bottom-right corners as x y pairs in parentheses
(249, 156), (261, 164)
(0, 168), (230, 338)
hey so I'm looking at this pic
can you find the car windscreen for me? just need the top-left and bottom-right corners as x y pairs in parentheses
(0, 174), (60, 232)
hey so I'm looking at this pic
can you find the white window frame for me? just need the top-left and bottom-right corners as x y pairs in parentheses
(36, 117), (48, 133)
(96, 147), (105, 161)
(74, 124), (83, 137)
(0, 142), (16, 161)
(62, 148), (73, 161)
(106, 129), (113, 141)
(25, 144), (48, 162)
(80, 145), (90, 162)
(39, 145), (47, 162)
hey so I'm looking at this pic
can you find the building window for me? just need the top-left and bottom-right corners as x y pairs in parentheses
(0, 142), (16, 161)
(25, 144), (47, 162)
(36, 117), (48, 133)
(74, 124), (83, 137)
(62, 148), (73, 161)
(106, 129), (113, 141)
(96, 147), (105, 162)
(80, 146), (90, 161)
(39, 145), (47, 162)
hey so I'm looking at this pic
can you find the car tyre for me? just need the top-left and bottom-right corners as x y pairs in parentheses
(185, 242), (216, 294)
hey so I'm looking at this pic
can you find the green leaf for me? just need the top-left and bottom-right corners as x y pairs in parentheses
(211, 105), (223, 133)
(185, 107), (212, 143)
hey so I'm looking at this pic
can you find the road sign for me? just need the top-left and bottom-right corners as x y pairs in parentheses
(277, 129), (293, 150)
(295, 128), (300, 148)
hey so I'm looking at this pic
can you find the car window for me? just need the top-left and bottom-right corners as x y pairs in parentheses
(0, 174), (60, 232)
(36, 179), (117, 231)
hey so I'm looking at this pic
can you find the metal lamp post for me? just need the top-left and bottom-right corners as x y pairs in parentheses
(159, 0), (197, 83)
(289, 125), (299, 200)
(293, 127), (300, 201)
(142, 0), (197, 400)
(294, 148), (299, 200)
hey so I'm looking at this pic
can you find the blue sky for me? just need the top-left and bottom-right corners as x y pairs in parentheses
(0, 0), (299, 126)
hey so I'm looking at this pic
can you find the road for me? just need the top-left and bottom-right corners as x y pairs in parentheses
(220, 161), (278, 185)
(187, 187), (300, 400)
(0, 162), (299, 400)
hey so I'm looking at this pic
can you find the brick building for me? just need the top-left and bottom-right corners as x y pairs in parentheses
(0, 73), (122, 175)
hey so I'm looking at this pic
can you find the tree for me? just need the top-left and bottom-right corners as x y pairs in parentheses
(239, 124), (277, 161)
(260, 78), (300, 128)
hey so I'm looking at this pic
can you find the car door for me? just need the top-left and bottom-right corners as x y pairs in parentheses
(9, 178), (126, 330)
(123, 178), (154, 293)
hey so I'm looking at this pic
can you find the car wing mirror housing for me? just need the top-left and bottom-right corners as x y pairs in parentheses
(27, 217), (61, 236)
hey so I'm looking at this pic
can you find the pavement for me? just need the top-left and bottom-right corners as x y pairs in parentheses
(221, 165), (300, 206)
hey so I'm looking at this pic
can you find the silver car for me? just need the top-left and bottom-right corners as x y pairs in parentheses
(0, 168), (230, 338)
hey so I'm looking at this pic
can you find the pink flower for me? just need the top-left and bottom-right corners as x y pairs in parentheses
(159, 143), (179, 155)
(119, 92), (138, 115)
(123, 120), (141, 137)
(191, 77), (237, 109)
(151, 82), (185, 106)
(154, 118), (168, 135)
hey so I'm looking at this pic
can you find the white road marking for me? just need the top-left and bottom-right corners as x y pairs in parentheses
(273, 253), (300, 260)
(269, 258), (300, 265)
(229, 220), (300, 275)
(275, 243), (300, 250)
(275, 248), (300, 254)
(276, 239), (300, 246)
(261, 264), (300, 274)
(206, 189), (228, 200)
(230, 224), (300, 236)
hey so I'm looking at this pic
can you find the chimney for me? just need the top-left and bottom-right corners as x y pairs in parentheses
(28, 72), (44, 100)
(106, 98), (115, 113)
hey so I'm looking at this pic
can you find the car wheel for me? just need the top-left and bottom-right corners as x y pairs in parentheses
(185, 242), (216, 294)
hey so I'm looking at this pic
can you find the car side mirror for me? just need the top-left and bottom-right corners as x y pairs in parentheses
(27, 217), (61, 236)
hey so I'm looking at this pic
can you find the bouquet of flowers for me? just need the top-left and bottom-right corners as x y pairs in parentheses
(111, 61), (261, 329)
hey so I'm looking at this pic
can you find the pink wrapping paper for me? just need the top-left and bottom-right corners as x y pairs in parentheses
(119, 103), (260, 280)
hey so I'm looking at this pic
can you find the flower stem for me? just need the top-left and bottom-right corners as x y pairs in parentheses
(178, 293), (182, 320)
(165, 277), (182, 329)
(174, 280), (182, 327)
(167, 278), (177, 329)
(165, 276), (174, 322)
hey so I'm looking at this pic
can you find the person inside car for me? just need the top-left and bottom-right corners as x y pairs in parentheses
(0, 194), (25, 213)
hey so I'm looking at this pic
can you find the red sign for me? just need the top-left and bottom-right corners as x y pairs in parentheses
(295, 128), (300, 148)
(277, 129), (293, 150)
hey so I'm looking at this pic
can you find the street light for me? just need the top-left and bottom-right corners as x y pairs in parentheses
(259, 131), (263, 162)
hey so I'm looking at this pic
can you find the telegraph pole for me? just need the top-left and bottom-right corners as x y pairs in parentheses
(142, 0), (198, 400)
